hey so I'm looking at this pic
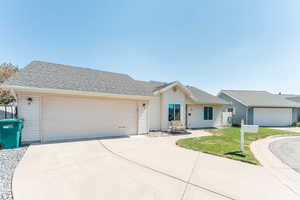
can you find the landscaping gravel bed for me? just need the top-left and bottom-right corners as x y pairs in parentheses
(0, 147), (27, 200)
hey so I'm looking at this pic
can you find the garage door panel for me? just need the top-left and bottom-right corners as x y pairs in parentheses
(42, 96), (137, 141)
(253, 108), (292, 127)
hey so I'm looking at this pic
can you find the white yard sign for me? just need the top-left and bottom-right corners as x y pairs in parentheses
(241, 125), (259, 133)
(240, 125), (259, 152)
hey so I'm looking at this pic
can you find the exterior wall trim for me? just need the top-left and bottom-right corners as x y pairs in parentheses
(4, 85), (154, 100)
(153, 81), (198, 102)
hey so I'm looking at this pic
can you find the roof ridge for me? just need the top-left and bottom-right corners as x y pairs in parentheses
(30, 60), (133, 79)
(221, 89), (268, 92)
(279, 93), (300, 96)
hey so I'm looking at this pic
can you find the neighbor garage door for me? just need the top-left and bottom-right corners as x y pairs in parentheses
(253, 108), (292, 127)
(42, 96), (138, 142)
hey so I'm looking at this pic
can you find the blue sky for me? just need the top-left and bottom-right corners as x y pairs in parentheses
(1, 0), (300, 95)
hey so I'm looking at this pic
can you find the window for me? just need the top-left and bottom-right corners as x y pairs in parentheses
(228, 108), (234, 113)
(168, 104), (181, 121)
(204, 107), (213, 120)
(227, 107), (235, 114)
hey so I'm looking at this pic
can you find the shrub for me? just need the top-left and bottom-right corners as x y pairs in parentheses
(292, 122), (300, 127)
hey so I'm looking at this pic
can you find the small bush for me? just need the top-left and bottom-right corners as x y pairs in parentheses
(292, 122), (300, 127)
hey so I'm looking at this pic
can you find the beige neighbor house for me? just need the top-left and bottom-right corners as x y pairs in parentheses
(2, 61), (229, 143)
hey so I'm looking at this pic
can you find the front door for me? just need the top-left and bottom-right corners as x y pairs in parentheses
(138, 102), (148, 134)
(18, 96), (41, 142)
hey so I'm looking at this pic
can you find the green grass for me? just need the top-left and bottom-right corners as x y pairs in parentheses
(176, 127), (299, 165)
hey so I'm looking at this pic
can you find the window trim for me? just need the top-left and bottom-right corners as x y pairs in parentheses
(168, 104), (181, 121)
(204, 106), (213, 120)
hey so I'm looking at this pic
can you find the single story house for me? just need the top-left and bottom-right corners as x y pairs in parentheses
(218, 90), (300, 126)
(279, 94), (300, 122)
(2, 61), (229, 143)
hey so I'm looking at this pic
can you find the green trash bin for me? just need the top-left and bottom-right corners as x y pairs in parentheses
(0, 119), (23, 149)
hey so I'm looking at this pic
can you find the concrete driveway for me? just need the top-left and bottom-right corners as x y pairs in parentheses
(13, 131), (300, 200)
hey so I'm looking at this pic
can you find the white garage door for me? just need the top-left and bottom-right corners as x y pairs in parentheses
(253, 108), (292, 127)
(42, 96), (138, 142)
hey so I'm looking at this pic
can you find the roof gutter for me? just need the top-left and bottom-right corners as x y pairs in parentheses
(2, 85), (156, 100)
(252, 105), (300, 108)
(186, 102), (230, 106)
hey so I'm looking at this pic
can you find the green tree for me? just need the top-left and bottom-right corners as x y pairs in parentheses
(0, 62), (19, 104)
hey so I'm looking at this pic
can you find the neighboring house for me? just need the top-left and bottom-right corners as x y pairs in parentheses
(279, 94), (300, 122)
(2, 61), (229, 143)
(218, 90), (300, 126)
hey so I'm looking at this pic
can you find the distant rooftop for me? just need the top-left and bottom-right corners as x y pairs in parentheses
(220, 90), (300, 108)
(279, 93), (300, 103)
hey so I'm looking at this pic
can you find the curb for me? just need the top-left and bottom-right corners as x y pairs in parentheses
(250, 135), (300, 197)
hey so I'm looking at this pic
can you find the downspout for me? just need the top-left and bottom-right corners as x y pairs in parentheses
(245, 108), (249, 125)
(160, 93), (163, 131)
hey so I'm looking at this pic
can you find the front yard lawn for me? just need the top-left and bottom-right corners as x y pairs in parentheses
(176, 127), (299, 165)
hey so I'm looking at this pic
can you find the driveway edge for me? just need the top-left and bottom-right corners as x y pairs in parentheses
(250, 135), (300, 197)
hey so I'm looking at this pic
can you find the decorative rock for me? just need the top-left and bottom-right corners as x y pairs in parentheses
(0, 147), (27, 200)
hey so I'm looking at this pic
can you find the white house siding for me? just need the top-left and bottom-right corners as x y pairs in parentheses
(187, 105), (223, 128)
(160, 87), (186, 131)
(149, 98), (161, 130)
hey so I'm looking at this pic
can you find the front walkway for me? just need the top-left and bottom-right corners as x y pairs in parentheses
(13, 130), (300, 200)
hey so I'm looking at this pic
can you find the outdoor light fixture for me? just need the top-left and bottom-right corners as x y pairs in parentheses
(142, 103), (146, 108)
(27, 97), (33, 105)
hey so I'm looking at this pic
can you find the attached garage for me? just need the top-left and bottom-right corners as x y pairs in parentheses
(253, 108), (292, 127)
(18, 95), (145, 143)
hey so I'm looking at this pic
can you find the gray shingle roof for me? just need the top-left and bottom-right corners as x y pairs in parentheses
(280, 94), (300, 103)
(187, 86), (229, 104)
(4, 61), (226, 104)
(221, 90), (300, 108)
(5, 61), (162, 96)
(152, 81), (176, 92)
(286, 97), (300, 103)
